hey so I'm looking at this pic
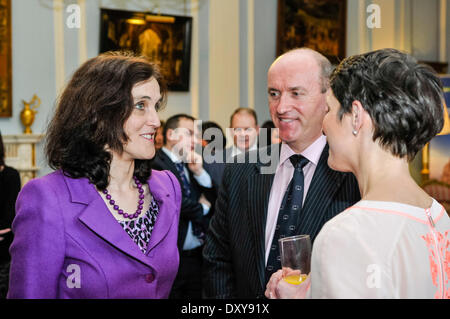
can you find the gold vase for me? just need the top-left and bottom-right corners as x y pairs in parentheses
(20, 95), (41, 134)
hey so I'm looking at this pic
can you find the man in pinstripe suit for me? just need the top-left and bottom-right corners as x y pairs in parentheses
(203, 48), (361, 299)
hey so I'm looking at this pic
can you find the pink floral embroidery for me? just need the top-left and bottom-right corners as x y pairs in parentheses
(421, 231), (450, 299)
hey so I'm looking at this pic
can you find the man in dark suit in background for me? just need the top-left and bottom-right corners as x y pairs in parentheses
(203, 48), (361, 298)
(152, 114), (216, 299)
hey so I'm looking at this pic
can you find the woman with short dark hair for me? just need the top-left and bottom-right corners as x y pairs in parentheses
(266, 48), (449, 299)
(8, 52), (182, 299)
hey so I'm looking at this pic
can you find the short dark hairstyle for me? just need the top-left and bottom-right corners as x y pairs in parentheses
(45, 51), (167, 190)
(0, 131), (5, 167)
(331, 48), (444, 161)
(230, 107), (258, 127)
(163, 113), (196, 145)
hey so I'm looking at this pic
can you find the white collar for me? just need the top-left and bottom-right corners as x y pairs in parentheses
(278, 135), (327, 169)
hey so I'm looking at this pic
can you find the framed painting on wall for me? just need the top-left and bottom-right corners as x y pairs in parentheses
(0, 0), (12, 117)
(429, 75), (450, 182)
(423, 75), (450, 211)
(99, 8), (192, 91)
(277, 0), (346, 64)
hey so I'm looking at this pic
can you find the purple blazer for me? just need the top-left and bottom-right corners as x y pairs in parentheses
(7, 169), (181, 299)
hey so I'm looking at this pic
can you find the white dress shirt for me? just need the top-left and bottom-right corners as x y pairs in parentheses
(264, 135), (327, 265)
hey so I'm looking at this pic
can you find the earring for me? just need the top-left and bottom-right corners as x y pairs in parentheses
(352, 130), (358, 136)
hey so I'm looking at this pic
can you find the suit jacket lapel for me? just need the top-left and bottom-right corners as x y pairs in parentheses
(247, 168), (274, 291)
(246, 144), (280, 291)
(66, 175), (157, 268)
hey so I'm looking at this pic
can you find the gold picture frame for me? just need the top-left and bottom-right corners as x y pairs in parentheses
(0, 0), (12, 117)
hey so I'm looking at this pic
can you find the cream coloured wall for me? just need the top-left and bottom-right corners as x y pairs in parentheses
(208, 0), (240, 133)
(0, 0), (448, 178)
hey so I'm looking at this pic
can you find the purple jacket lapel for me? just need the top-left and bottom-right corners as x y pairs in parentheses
(145, 172), (177, 255)
(64, 173), (174, 268)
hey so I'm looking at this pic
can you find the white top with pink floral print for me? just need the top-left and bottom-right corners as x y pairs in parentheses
(310, 198), (449, 299)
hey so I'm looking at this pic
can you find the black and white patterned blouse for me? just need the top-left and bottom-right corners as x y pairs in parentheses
(118, 197), (159, 254)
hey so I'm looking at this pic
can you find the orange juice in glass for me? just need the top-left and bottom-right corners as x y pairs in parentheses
(278, 235), (311, 285)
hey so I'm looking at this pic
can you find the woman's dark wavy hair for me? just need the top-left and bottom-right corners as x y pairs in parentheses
(45, 51), (167, 190)
(330, 48), (444, 161)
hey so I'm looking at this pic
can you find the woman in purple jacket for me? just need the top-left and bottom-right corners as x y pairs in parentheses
(8, 52), (182, 299)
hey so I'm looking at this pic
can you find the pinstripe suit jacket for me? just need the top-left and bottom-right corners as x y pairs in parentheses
(203, 143), (361, 298)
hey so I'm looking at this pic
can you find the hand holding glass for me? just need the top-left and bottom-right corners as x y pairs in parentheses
(278, 235), (311, 285)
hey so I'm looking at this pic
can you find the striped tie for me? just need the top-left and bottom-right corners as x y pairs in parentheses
(265, 154), (309, 282)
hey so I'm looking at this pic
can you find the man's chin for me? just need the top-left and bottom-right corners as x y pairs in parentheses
(279, 130), (297, 143)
